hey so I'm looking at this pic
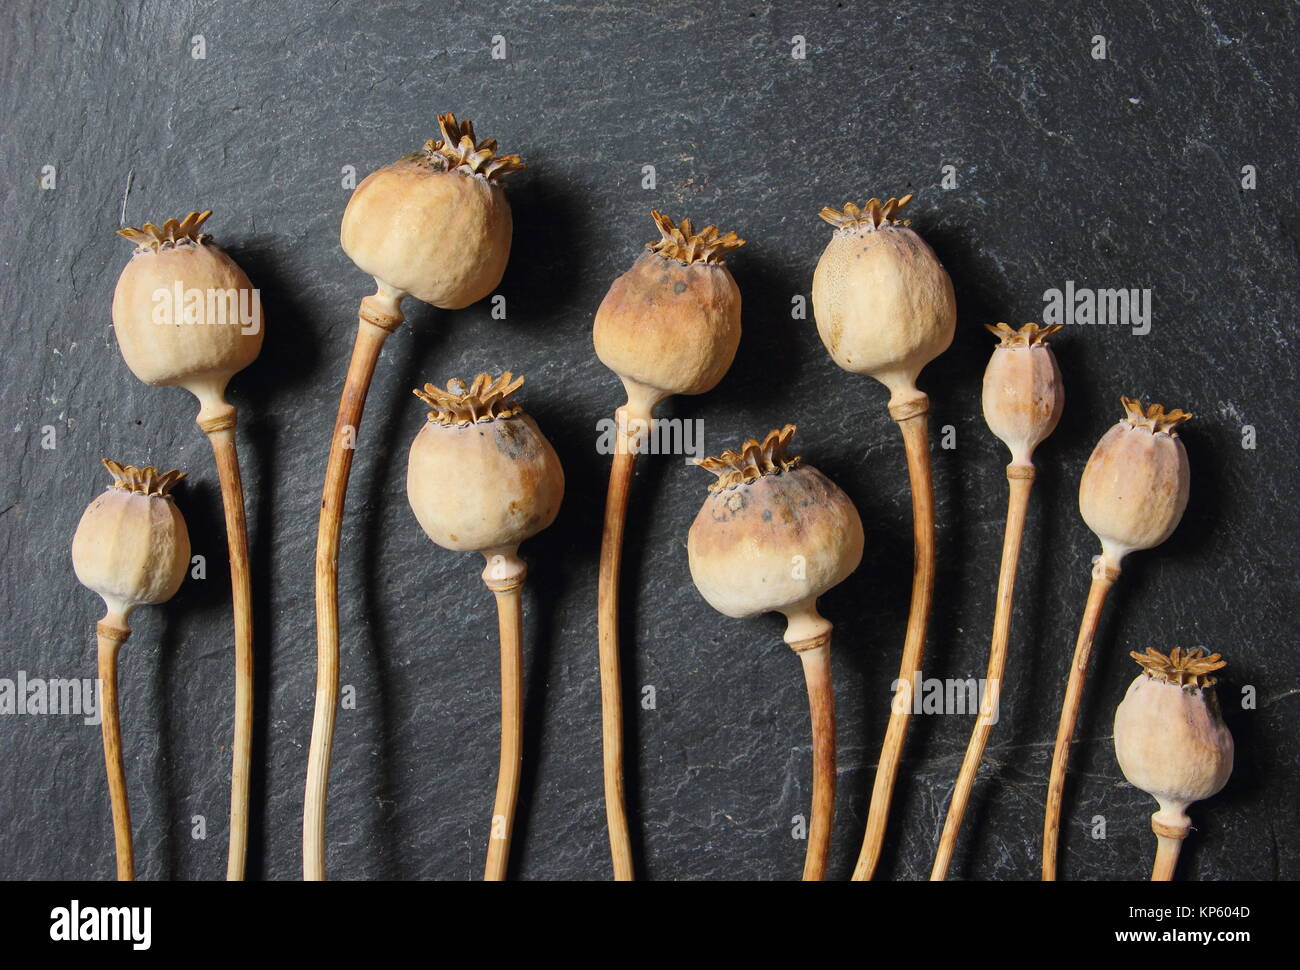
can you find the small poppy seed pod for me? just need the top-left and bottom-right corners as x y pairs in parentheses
(1114, 648), (1233, 880)
(341, 113), (524, 309)
(1115, 648), (1233, 832)
(812, 195), (956, 411)
(112, 211), (264, 423)
(72, 460), (190, 627)
(1079, 397), (1191, 574)
(593, 210), (744, 419)
(688, 426), (863, 639)
(406, 372), (564, 578)
(981, 322), (1064, 468)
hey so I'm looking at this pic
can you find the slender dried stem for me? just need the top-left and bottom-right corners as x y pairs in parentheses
(797, 639), (836, 881)
(596, 417), (637, 881)
(931, 466), (1035, 880)
(1151, 833), (1183, 881)
(854, 403), (935, 880)
(197, 416), (253, 881)
(484, 572), (525, 881)
(1041, 567), (1118, 880)
(96, 620), (133, 881)
(305, 285), (405, 881)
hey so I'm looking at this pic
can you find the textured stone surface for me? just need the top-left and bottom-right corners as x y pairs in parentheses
(0, 1), (1295, 881)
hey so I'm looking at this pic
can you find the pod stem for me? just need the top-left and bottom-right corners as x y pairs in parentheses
(483, 559), (527, 881)
(853, 399), (935, 880)
(932, 464), (1035, 880)
(96, 620), (133, 881)
(1041, 563), (1119, 880)
(596, 411), (639, 881)
(305, 283), (405, 881)
(789, 621), (836, 881)
(1150, 819), (1188, 881)
(196, 409), (254, 881)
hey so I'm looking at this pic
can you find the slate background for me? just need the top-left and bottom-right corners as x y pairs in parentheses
(0, 0), (1295, 882)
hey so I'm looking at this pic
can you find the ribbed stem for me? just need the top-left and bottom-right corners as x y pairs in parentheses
(305, 285), (404, 881)
(198, 418), (254, 881)
(596, 420), (637, 881)
(797, 638), (836, 880)
(484, 568), (526, 881)
(931, 466), (1035, 880)
(96, 620), (133, 881)
(1041, 566), (1118, 880)
(854, 402), (935, 880)
(1151, 835), (1183, 881)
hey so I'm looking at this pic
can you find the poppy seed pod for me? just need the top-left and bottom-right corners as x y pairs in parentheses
(981, 322), (1064, 468)
(686, 425), (861, 880)
(593, 210), (744, 418)
(812, 195), (956, 411)
(406, 372), (564, 573)
(341, 113), (524, 309)
(1115, 648), (1233, 832)
(688, 426), (863, 639)
(1114, 647), (1233, 879)
(1079, 397), (1191, 574)
(72, 460), (190, 627)
(112, 211), (263, 424)
(73, 460), (190, 882)
(405, 372), (563, 881)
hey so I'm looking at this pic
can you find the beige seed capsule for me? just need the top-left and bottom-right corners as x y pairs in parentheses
(341, 113), (523, 310)
(1114, 647), (1233, 880)
(1080, 397), (1192, 573)
(981, 322), (1065, 468)
(72, 460), (190, 627)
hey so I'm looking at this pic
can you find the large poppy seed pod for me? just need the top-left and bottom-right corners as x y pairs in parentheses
(341, 113), (524, 309)
(812, 195), (956, 411)
(688, 426), (863, 640)
(982, 322), (1064, 467)
(112, 211), (263, 422)
(72, 460), (190, 625)
(1079, 397), (1191, 574)
(1115, 647), (1233, 877)
(406, 372), (564, 574)
(593, 210), (744, 417)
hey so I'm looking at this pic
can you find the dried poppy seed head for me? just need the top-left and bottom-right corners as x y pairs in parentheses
(1079, 395), (1192, 571)
(981, 322), (1065, 467)
(593, 209), (743, 408)
(811, 191), (955, 407)
(688, 425), (863, 623)
(407, 370), (564, 556)
(341, 113), (519, 309)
